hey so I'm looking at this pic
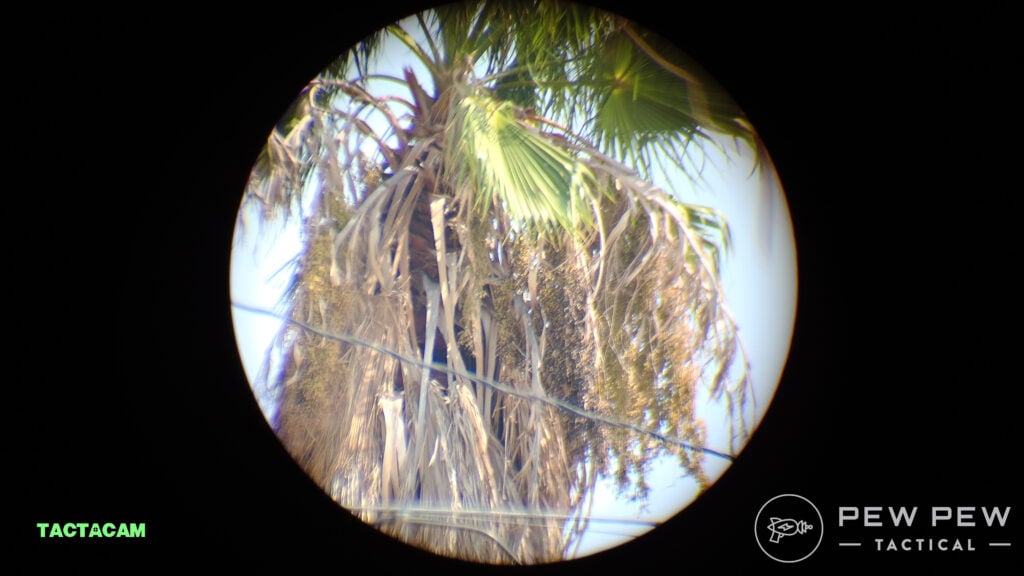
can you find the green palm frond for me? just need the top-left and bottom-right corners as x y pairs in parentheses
(450, 93), (598, 234)
(590, 32), (705, 138)
(579, 29), (756, 184)
(235, 0), (766, 564)
(679, 202), (732, 277)
(616, 22), (758, 148)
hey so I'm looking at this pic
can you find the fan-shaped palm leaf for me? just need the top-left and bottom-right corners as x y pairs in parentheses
(234, 0), (762, 564)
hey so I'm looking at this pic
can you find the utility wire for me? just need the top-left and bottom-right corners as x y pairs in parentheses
(233, 301), (736, 463)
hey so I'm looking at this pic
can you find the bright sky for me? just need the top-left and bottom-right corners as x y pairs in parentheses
(228, 16), (798, 561)
(567, 137), (797, 557)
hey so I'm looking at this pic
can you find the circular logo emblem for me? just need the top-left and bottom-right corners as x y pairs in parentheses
(754, 494), (824, 563)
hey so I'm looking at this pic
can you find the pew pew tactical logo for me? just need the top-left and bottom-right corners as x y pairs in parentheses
(837, 505), (1012, 552)
(755, 495), (1014, 562)
(754, 494), (824, 563)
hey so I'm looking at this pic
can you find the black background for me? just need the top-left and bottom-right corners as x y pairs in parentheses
(17, 2), (1019, 571)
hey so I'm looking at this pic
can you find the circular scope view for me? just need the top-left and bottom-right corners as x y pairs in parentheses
(231, 0), (797, 565)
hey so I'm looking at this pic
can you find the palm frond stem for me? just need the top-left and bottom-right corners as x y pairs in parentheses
(232, 301), (737, 462)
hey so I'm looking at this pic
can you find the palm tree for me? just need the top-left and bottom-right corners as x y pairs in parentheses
(234, 0), (764, 564)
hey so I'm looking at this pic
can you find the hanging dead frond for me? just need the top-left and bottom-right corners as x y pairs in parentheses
(236, 0), (763, 564)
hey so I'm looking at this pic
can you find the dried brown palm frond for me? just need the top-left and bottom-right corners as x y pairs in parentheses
(251, 100), (749, 566)
(237, 1), (761, 564)
(261, 147), (577, 562)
